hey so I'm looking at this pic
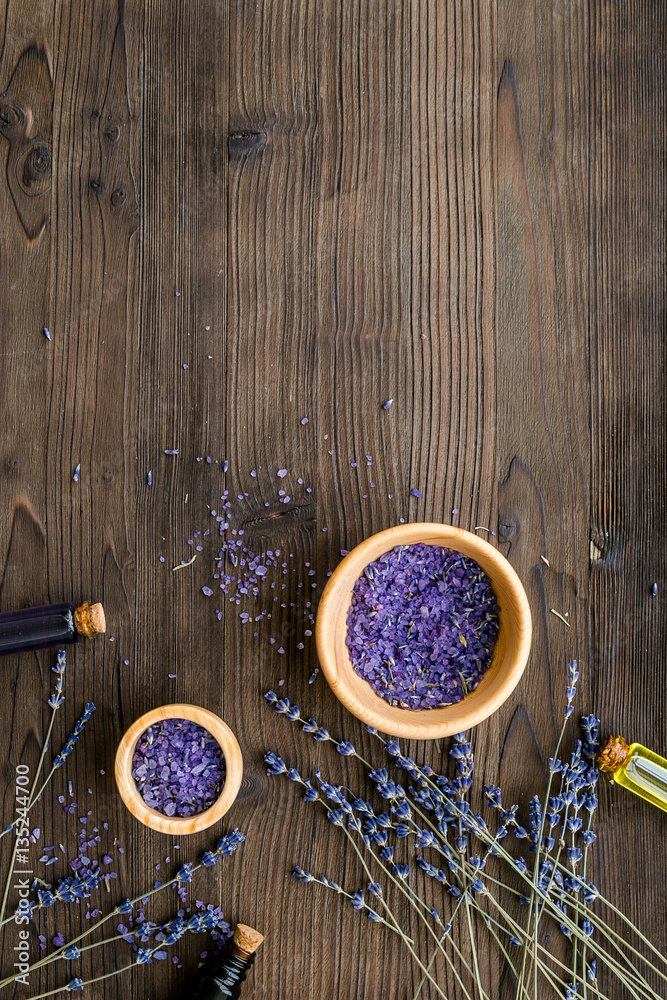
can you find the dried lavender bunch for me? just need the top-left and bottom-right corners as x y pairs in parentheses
(264, 667), (667, 1000)
(0, 651), (80, 928)
(0, 829), (245, 995)
(24, 907), (227, 1000)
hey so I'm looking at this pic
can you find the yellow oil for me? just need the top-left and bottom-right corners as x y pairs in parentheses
(613, 744), (667, 814)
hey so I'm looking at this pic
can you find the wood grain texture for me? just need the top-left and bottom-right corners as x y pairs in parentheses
(0, 1), (664, 998)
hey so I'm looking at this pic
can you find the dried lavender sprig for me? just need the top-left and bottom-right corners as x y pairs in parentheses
(0, 653), (71, 927)
(292, 869), (407, 938)
(22, 909), (225, 999)
(0, 831), (244, 991)
(0, 650), (68, 841)
(579, 715), (600, 1000)
(515, 660), (580, 1000)
(42, 905), (229, 970)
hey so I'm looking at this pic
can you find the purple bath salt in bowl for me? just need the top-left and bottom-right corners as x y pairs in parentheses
(131, 718), (226, 818)
(345, 543), (500, 710)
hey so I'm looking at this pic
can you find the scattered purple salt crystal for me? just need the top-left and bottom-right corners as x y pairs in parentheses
(351, 461), (358, 468)
(410, 488), (422, 498)
(182, 364), (188, 370)
(222, 460), (229, 472)
(452, 507), (459, 515)
(168, 673), (177, 679)
(346, 543), (499, 711)
(278, 679), (285, 686)
(164, 449), (179, 455)
(277, 469), (288, 478)
(301, 417), (309, 424)
(44, 327), (51, 340)
(308, 669), (319, 684)
(147, 471), (152, 486)
(131, 719), (226, 818)
(202, 586), (214, 597)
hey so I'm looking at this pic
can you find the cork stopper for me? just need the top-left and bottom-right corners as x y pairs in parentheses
(595, 735), (630, 773)
(233, 924), (264, 956)
(74, 602), (106, 638)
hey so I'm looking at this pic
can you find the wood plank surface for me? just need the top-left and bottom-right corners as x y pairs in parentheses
(0, 1), (664, 998)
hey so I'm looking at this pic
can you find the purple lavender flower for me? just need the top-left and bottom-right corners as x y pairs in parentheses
(131, 718), (225, 818)
(345, 543), (499, 711)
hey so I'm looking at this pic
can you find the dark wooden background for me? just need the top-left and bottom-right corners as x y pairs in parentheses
(0, 1), (665, 998)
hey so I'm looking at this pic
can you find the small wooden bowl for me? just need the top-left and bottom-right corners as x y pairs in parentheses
(316, 523), (532, 740)
(115, 704), (243, 835)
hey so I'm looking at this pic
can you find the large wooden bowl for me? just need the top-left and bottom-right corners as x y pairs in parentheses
(316, 523), (532, 739)
(115, 704), (243, 835)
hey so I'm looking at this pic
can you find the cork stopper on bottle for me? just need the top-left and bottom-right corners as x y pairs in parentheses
(74, 602), (107, 638)
(595, 735), (630, 773)
(233, 924), (264, 956)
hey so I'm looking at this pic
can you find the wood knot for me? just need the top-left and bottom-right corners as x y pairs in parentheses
(18, 139), (52, 195)
(498, 517), (516, 540)
(0, 100), (23, 129)
(228, 129), (267, 154)
(240, 499), (316, 537)
(111, 187), (127, 207)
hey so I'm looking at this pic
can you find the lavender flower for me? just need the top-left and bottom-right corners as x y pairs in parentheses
(54, 704), (96, 769)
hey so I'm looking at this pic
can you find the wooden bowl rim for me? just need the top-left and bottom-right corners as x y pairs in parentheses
(114, 704), (243, 835)
(315, 522), (532, 739)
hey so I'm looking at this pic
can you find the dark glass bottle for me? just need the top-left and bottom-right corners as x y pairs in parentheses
(191, 924), (264, 1000)
(0, 602), (106, 656)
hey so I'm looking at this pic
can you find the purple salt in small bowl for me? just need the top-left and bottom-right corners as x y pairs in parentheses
(115, 705), (243, 835)
(316, 523), (532, 739)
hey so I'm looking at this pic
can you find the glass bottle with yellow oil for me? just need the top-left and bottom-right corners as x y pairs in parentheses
(596, 736), (667, 813)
